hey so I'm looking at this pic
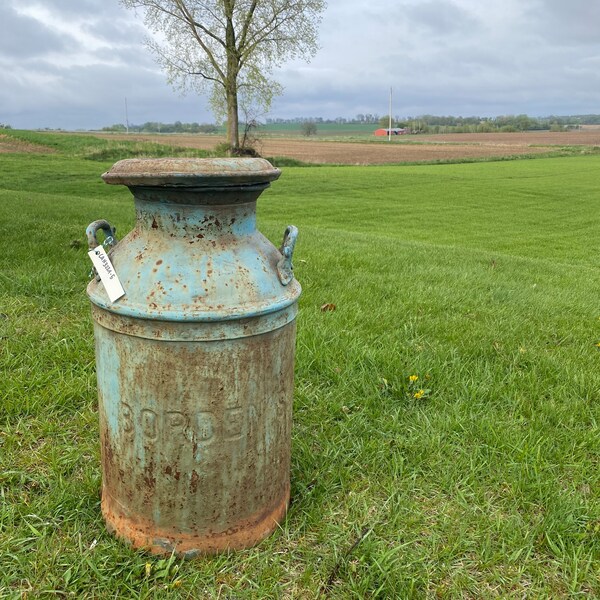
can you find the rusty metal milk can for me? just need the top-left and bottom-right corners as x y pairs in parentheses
(86, 158), (301, 556)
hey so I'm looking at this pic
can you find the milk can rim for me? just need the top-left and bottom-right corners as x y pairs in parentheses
(101, 157), (281, 187)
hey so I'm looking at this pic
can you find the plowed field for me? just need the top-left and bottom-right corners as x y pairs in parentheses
(3, 130), (599, 163)
(71, 129), (600, 164)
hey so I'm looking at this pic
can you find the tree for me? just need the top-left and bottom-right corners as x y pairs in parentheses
(121, 0), (326, 152)
(300, 119), (317, 136)
(378, 115), (393, 128)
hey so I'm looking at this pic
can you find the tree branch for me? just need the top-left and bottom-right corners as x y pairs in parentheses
(172, 0), (226, 80)
(240, 4), (306, 61)
(149, 39), (223, 87)
(237, 0), (259, 51)
(174, 0), (227, 49)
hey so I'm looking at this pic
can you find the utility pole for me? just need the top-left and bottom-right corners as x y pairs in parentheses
(125, 97), (129, 134)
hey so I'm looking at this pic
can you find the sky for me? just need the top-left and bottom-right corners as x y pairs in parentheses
(1, 0), (599, 130)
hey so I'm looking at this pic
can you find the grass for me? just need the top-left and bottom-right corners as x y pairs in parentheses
(2, 129), (309, 168)
(3, 129), (214, 161)
(1, 132), (599, 597)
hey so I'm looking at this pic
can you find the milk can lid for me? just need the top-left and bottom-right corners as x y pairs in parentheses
(101, 157), (281, 187)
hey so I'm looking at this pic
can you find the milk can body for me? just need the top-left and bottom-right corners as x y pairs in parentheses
(86, 158), (301, 556)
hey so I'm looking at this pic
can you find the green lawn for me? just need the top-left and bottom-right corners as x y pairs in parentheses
(1, 132), (599, 597)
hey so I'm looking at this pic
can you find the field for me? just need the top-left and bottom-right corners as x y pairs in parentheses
(85, 129), (600, 165)
(0, 134), (56, 154)
(1, 130), (600, 597)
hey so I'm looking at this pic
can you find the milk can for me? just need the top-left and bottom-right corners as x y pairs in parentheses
(86, 158), (301, 556)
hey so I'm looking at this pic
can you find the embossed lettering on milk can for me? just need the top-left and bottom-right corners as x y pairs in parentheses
(86, 158), (301, 556)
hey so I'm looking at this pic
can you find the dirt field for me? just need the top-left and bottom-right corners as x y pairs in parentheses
(4, 129), (599, 164)
(415, 130), (600, 146)
(88, 129), (600, 165)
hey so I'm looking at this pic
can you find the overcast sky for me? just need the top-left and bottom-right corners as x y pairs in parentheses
(1, 0), (599, 129)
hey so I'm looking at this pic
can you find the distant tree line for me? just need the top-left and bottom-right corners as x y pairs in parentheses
(102, 121), (218, 134)
(268, 113), (600, 133)
(392, 114), (592, 134)
(100, 114), (600, 136)
(267, 115), (383, 124)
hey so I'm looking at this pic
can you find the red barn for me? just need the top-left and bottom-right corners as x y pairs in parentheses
(374, 128), (409, 136)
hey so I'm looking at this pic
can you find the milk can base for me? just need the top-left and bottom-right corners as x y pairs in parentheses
(101, 486), (290, 557)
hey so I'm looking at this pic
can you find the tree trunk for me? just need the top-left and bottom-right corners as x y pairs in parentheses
(224, 2), (239, 153)
(226, 85), (239, 151)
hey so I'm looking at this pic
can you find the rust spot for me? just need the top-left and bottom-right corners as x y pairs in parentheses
(190, 470), (200, 494)
(156, 259), (163, 265)
(151, 218), (158, 229)
(143, 459), (156, 490)
(102, 436), (114, 466)
(196, 233), (204, 239)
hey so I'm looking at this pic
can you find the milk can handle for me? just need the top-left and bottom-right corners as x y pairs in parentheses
(86, 219), (117, 250)
(86, 220), (118, 281)
(277, 225), (298, 286)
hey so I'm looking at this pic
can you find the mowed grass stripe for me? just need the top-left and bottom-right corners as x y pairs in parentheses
(260, 158), (600, 268)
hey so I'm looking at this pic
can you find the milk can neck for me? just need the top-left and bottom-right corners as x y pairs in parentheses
(134, 195), (258, 239)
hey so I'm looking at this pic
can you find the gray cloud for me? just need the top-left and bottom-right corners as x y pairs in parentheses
(0, 4), (70, 58)
(1, 0), (599, 128)
(527, 0), (600, 45)
(402, 0), (481, 36)
(28, 0), (121, 18)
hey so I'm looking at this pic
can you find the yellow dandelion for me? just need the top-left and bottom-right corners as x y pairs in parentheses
(409, 375), (419, 383)
(414, 389), (425, 399)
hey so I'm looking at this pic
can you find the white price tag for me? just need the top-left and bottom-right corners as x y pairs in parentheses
(88, 246), (125, 303)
